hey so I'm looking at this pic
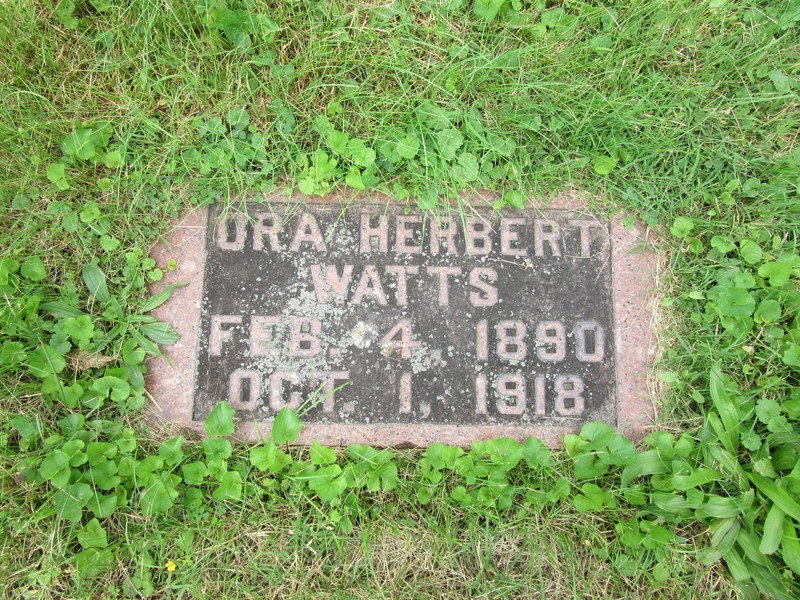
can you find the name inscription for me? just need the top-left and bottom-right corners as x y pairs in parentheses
(192, 201), (618, 429)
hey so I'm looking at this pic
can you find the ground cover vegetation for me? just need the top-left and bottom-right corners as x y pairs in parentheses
(0, 0), (798, 597)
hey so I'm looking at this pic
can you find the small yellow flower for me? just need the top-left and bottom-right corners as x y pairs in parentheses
(165, 560), (177, 572)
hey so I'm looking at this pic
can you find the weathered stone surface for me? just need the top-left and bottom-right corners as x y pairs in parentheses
(148, 194), (656, 447)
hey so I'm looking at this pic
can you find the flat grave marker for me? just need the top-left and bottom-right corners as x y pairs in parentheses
(149, 195), (656, 447)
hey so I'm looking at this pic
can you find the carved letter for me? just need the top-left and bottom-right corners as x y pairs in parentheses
(399, 372), (412, 414)
(216, 213), (246, 251)
(534, 219), (562, 257)
(385, 265), (419, 306)
(380, 320), (420, 359)
(468, 267), (498, 307)
(465, 218), (492, 255)
(427, 266), (461, 307)
(535, 321), (566, 362)
(360, 214), (389, 253)
(352, 265), (388, 305)
(500, 218), (528, 257)
(554, 375), (585, 416)
(310, 371), (350, 414)
(534, 374), (546, 416)
(289, 213), (326, 252)
(496, 374), (526, 415)
(250, 316), (280, 357)
(395, 215), (423, 253)
(229, 369), (261, 410)
(476, 319), (489, 361)
(269, 372), (302, 412)
(567, 219), (604, 258)
(209, 315), (242, 356)
(310, 264), (353, 304)
(253, 211), (281, 251)
(290, 316), (322, 357)
(575, 321), (605, 362)
(496, 320), (527, 360)
(430, 218), (458, 255)
(475, 374), (488, 415)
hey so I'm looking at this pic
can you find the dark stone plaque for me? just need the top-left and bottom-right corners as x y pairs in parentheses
(149, 195), (656, 447)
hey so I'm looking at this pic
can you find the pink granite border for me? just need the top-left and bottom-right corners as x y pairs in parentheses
(146, 193), (657, 447)
(609, 215), (657, 440)
(147, 208), (207, 430)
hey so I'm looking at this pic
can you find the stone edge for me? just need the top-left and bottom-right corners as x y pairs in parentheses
(146, 194), (657, 447)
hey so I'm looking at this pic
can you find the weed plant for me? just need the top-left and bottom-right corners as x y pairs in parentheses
(1, 1), (799, 598)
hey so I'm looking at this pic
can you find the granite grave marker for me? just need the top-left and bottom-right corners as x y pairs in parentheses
(149, 195), (656, 446)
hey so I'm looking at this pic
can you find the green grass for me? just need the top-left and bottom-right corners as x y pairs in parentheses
(1, 0), (799, 598)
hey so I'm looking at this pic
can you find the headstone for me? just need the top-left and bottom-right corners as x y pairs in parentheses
(148, 195), (656, 447)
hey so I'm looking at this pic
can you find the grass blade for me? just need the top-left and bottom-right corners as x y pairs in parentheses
(748, 474), (800, 522)
(141, 283), (187, 313)
(81, 263), (110, 303)
(758, 504), (785, 555)
(708, 364), (739, 452)
(782, 522), (800, 576)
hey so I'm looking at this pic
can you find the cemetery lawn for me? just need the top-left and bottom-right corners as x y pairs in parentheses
(1, 1), (799, 598)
